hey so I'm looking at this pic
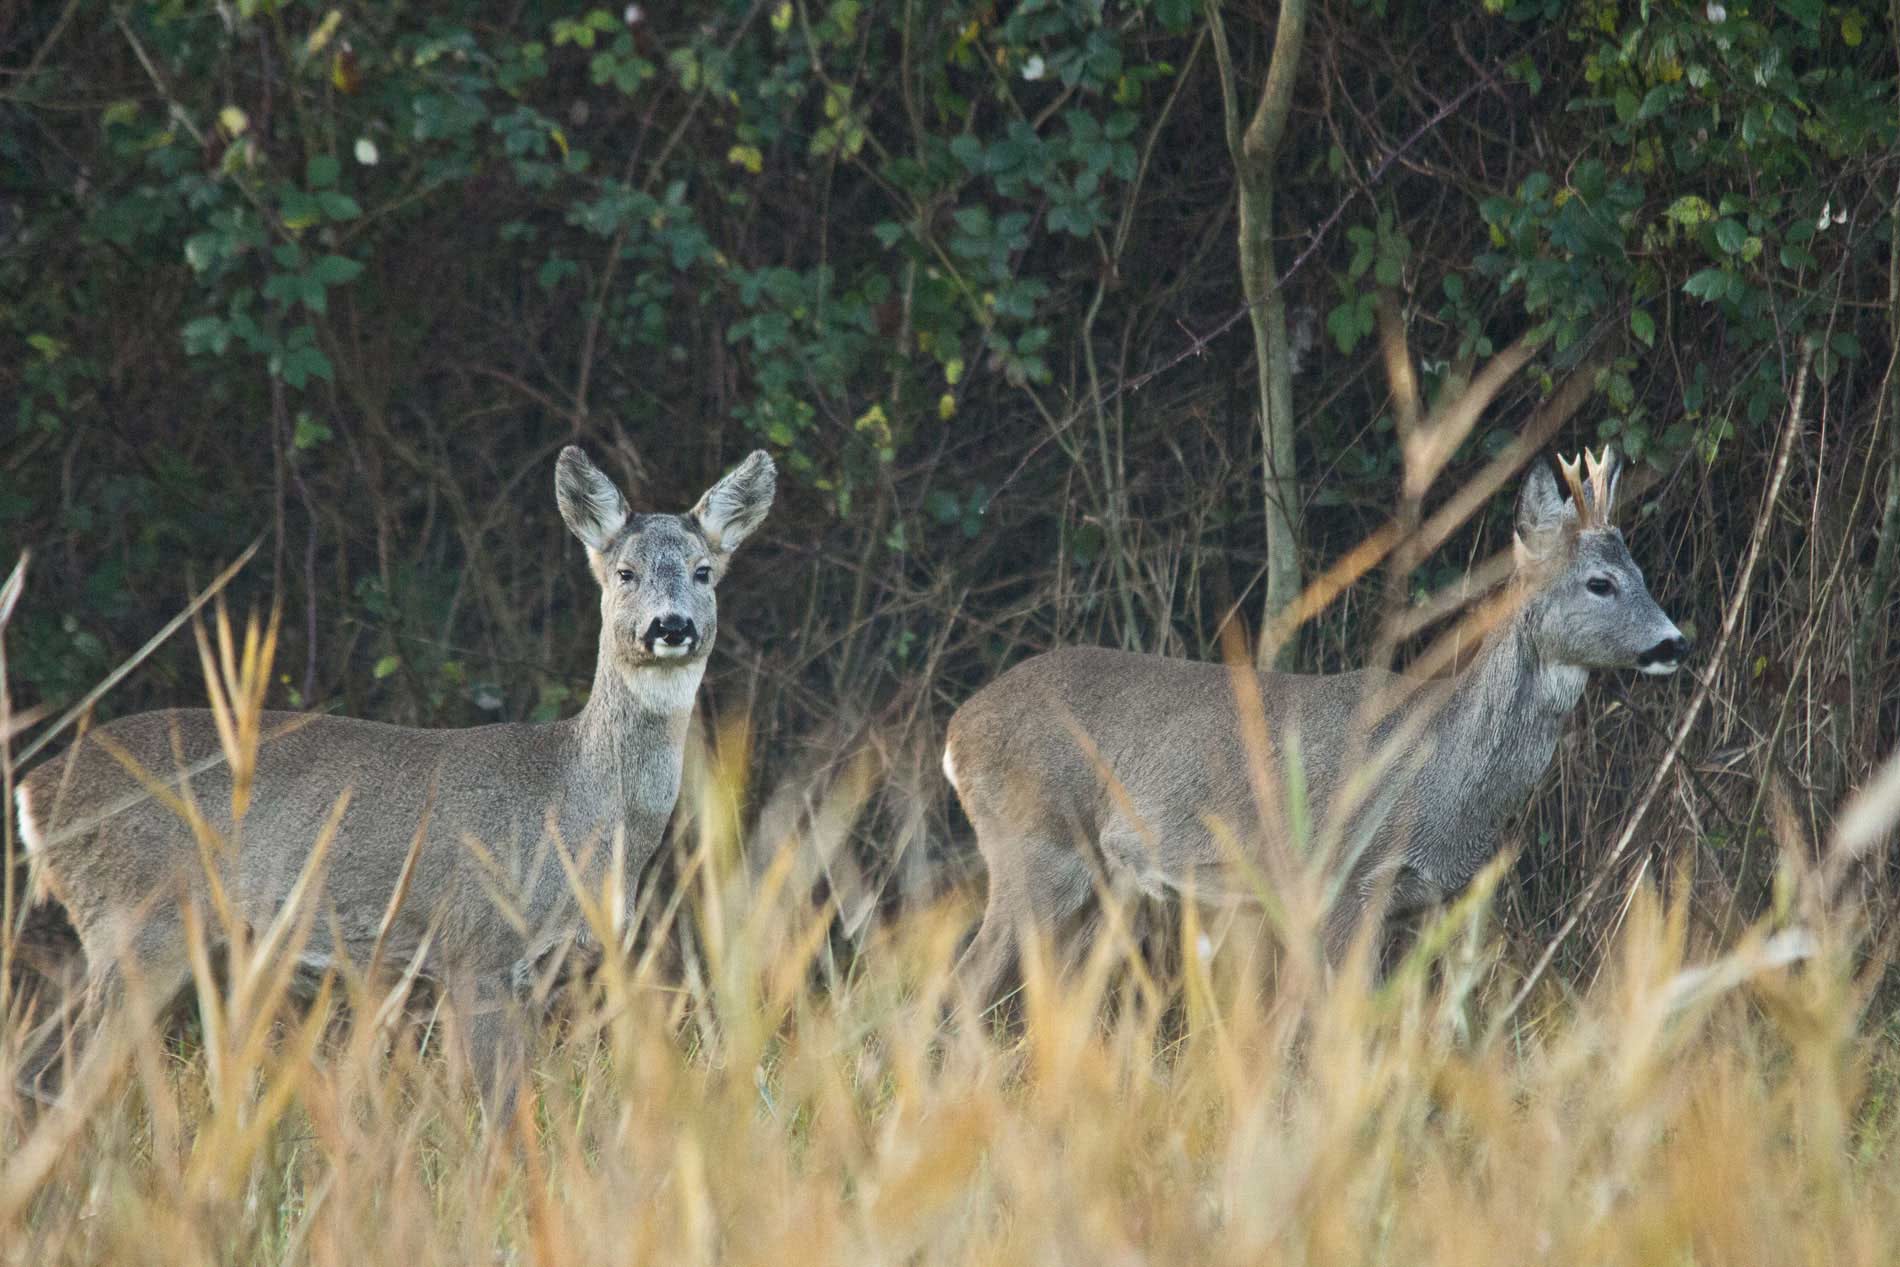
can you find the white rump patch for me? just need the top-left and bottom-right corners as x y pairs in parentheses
(941, 743), (959, 794)
(15, 782), (41, 856)
(16, 782), (47, 903)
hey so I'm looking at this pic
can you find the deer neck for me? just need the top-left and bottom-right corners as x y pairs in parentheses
(575, 626), (704, 819)
(1434, 595), (1586, 821)
(1459, 597), (1586, 718)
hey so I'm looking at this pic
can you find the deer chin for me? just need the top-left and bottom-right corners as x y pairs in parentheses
(1636, 659), (1681, 676)
(649, 641), (697, 660)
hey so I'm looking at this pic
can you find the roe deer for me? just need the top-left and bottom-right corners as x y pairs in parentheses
(944, 448), (1689, 1005)
(14, 445), (775, 1118)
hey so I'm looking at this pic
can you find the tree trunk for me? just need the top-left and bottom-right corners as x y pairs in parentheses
(1206, 0), (1309, 669)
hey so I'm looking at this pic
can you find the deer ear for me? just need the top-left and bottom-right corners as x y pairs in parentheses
(1514, 459), (1572, 562)
(693, 450), (777, 555)
(1590, 444), (1623, 520)
(1517, 460), (1568, 531)
(556, 446), (631, 554)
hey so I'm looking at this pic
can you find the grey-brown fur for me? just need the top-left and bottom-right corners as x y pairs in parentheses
(944, 448), (1688, 1005)
(15, 446), (775, 1119)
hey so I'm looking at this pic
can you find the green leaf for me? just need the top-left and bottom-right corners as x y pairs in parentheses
(182, 316), (230, 356)
(275, 343), (334, 388)
(300, 275), (330, 314)
(1779, 242), (1819, 270)
(373, 654), (401, 679)
(1154, 0), (1193, 29)
(1663, 196), (1715, 229)
(1635, 85), (1676, 122)
(1630, 308), (1656, 348)
(537, 257), (579, 290)
(318, 191), (361, 221)
(309, 254), (364, 286)
(1683, 268), (1729, 302)
(184, 233), (220, 273)
(263, 271), (301, 306)
(1327, 297), (1371, 355)
(280, 190), (322, 231)
(948, 133), (984, 172)
(306, 153), (339, 189)
(1713, 219), (1746, 255)
(293, 415), (334, 449)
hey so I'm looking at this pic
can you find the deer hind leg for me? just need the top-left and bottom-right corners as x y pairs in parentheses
(956, 825), (1093, 1018)
(17, 911), (194, 1105)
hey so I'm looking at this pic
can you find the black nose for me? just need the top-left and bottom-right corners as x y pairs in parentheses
(644, 614), (698, 648)
(1637, 634), (1691, 667)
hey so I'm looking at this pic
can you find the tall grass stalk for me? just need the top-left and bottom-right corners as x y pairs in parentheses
(5, 652), (1900, 1264)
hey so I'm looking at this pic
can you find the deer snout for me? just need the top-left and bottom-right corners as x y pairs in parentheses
(643, 613), (700, 658)
(1636, 631), (1691, 676)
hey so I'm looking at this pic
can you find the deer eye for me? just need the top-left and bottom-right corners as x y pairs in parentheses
(1586, 576), (1616, 597)
(616, 567), (636, 584)
(693, 564), (712, 584)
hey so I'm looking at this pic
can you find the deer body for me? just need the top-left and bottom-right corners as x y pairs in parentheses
(16, 446), (775, 1116)
(945, 449), (1688, 1003)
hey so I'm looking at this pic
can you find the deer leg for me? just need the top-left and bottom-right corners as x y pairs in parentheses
(14, 979), (87, 1106)
(18, 916), (192, 1106)
(956, 829), (1092, 1016)
(1322, 864), (1447, 973)
(454, 975), (528, 1129)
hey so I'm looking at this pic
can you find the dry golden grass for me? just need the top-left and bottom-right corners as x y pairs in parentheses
(4, 726), (1900, 1267)
(5, 601), (1900, 1267)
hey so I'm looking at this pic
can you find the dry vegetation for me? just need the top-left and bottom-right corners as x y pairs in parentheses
(4, 587), (1900, 1267)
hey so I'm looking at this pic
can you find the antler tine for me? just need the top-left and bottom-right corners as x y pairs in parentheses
(1555, 453), (1591, 524)
(1583, 447), (1614, 526)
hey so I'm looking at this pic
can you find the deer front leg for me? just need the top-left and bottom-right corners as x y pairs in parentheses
(1322, 864), (1448, 970)
(453, 973), (529, 1129)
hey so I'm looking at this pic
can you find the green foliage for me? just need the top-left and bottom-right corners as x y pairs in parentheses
(1468, 0), (1893, 459)
(0, 0), (1895, 737)
(1327, 211), (1412, 355)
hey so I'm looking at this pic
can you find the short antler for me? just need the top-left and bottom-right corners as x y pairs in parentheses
(1583, 448), (1618, 521)
(1557, 446), (1617, 528)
